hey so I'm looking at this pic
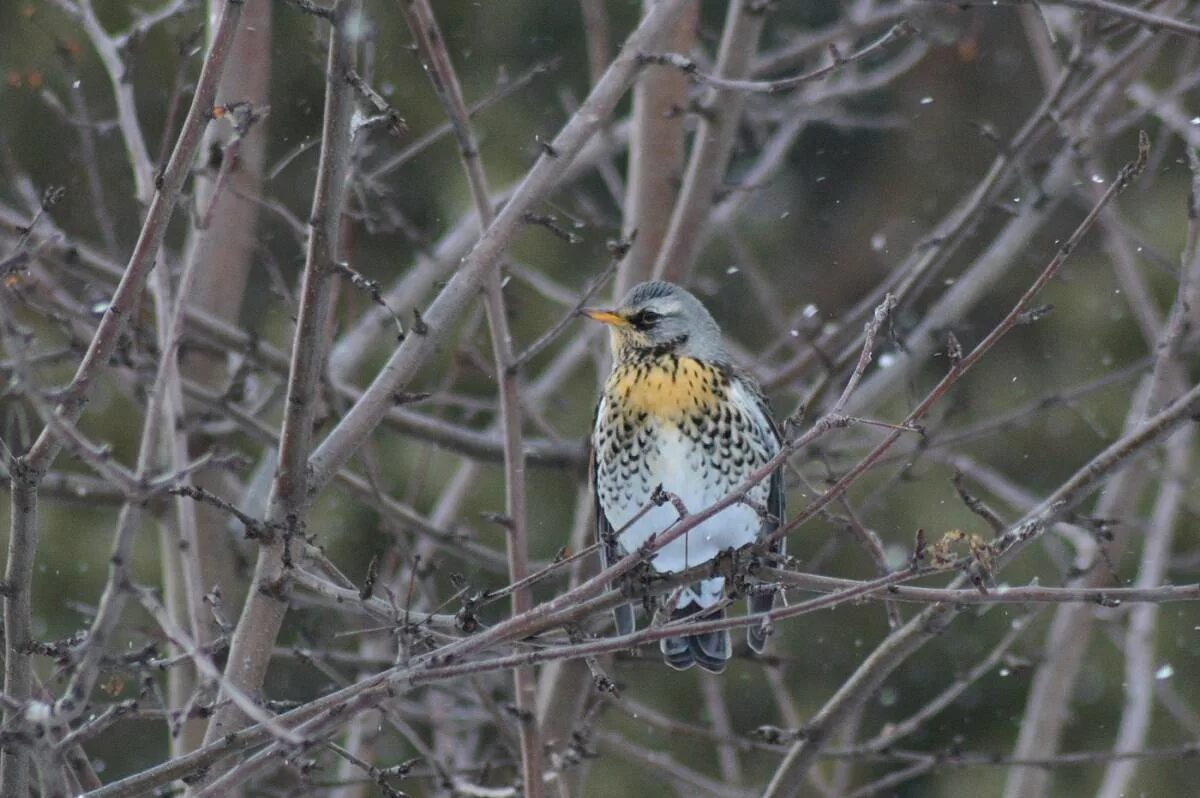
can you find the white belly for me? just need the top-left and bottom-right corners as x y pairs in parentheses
(594, 377), (778, 608)
(609, 426), (764, 573)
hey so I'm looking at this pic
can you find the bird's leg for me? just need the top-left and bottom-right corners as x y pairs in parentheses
(730, 546), (759, 598)
(709, 546), (739, 587)
(625, 559), (657, 617)
(649, 585), (686, 627)
(737, 493), (776, 525)
(454, 591), (481, 634)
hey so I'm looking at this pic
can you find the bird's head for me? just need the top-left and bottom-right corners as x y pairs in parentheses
(581, 281), (729, 364)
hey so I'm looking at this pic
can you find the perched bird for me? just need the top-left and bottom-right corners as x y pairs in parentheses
(584, 281), (784, 673)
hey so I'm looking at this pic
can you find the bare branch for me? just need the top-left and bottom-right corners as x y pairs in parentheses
(650, 0), (766, 282)
(198, 0), (360, 771)
(1, 3), (247, 792)
(307, 0), (692, 490)
(932, 0), (1200, 39)
(640, 22), (913, 94)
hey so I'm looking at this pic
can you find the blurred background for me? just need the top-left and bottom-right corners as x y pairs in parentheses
(2, 0), (1199, 795)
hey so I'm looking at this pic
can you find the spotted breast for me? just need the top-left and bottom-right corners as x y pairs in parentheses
(592, 351), (780, 638)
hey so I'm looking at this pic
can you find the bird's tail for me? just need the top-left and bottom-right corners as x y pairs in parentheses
(660, 578), (730, 673)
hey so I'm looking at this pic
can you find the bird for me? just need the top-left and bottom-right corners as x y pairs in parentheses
(583, 280), (784, 673)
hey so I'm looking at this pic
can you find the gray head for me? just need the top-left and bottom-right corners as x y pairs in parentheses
(582, 281), (729, 364)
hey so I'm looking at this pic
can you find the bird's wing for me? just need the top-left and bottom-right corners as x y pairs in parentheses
(733, 368), (786, 546)
(735, 371), (785, 652)
(591, 397), (635, 636)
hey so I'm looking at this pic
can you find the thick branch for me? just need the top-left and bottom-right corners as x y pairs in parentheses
(198, 0), (359, 771)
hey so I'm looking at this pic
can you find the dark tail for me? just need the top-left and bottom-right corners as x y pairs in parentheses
(660, 602), (730, 673)
(612, 602), (634, 636)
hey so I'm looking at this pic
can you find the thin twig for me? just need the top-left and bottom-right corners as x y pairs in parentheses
(640, 22), (913, 94)
(306, 0), (691, 493)
(617, 0), (697, 293)
(650, 0), (766, 282)
(769, 131), (1151, 547)
(396, 0), (546, 791)
(0, 4), (247, 793)
(929, 0), (1200, 40)
(761, 131), (1154, 797)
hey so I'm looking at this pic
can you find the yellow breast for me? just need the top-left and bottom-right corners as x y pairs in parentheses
(607, 355), (725, 421)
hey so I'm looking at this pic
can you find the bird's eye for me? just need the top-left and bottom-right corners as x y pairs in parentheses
(631, 310), (662, 329)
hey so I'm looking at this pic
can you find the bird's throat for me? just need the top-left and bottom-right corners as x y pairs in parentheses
(607, 355), (726, 421)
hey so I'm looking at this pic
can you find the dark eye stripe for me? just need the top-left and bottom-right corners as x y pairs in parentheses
(630, 310), (662, 329)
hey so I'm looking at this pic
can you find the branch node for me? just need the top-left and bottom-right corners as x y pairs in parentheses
(287, 0), (334, 20)
(411, 307), (429, 336)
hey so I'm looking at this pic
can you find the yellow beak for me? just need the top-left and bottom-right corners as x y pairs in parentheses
(581, 308), (628, 327)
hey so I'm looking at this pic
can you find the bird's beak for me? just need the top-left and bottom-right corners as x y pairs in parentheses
(580, 308), (628, 327)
